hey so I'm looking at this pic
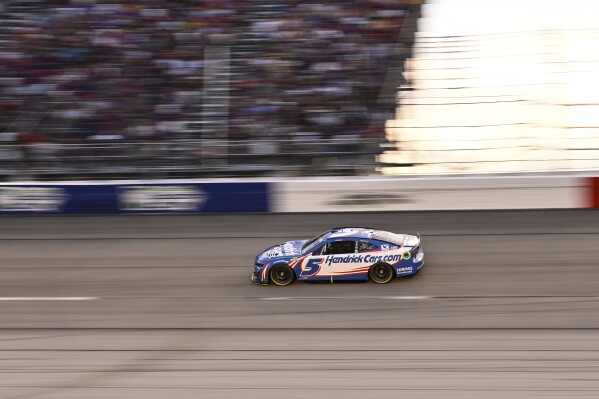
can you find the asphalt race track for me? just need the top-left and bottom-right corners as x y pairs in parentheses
(1, 210), (599, 399)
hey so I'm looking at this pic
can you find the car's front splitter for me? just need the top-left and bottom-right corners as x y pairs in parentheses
(251, 271), (268, 286)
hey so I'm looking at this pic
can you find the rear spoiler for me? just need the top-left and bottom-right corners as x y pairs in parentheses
(398, 233), (420, 249)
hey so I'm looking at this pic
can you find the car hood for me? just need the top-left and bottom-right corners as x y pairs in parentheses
(256, 239), (308, 263)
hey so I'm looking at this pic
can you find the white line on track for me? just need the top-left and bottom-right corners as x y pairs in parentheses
(0, 297), (100, 301)
(260, 296), (432, 301)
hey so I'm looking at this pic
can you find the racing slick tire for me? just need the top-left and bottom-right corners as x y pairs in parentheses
(369, 263), (394, 284)
(269, 264), (295, 286)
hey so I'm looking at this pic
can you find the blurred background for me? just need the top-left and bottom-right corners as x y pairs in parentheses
(1, 1), (599, 398)
(1, 0), (598, 180)
(0, 0), (421, 180)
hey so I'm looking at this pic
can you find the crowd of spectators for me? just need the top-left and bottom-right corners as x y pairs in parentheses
(0, 0), (242, 144)
(230, 0), (413, 145)
(0, 0), (420, 174)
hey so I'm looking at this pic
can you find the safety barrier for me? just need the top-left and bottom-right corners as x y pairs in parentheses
(271, 176), (593, 212)
(0, 176), (596, 214)
(593, 177), (599, 209)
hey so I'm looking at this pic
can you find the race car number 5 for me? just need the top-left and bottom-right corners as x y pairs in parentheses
(301, 258), (323, 277)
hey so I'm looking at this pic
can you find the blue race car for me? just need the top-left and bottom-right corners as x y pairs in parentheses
(252, 227), (424, 286)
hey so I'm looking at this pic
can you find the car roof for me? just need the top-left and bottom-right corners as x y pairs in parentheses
(323, 227), (377, 240)
(323, 227), (405, 246)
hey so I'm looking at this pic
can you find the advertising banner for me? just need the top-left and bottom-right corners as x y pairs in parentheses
(0, 182), (270, 214)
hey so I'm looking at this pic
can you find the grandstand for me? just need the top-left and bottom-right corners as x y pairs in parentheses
(0, 0), (422, 180)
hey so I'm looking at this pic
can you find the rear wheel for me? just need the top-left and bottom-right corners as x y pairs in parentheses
(269, 264), (295, 286)
(369, 263), (394, 284)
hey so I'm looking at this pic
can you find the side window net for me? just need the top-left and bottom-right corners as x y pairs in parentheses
(358, 241), (378, 253)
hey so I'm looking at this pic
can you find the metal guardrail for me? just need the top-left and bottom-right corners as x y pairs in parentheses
(0, 138), (383, 180)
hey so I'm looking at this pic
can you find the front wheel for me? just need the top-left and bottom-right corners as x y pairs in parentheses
(369, 263), (394, 284)
(269, 264), (295, 286)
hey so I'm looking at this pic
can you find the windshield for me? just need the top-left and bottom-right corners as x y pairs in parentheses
(301, 231), (328, 254)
